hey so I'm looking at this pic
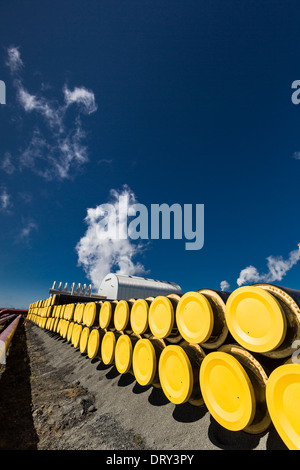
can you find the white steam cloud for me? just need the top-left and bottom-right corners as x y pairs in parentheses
(237, 249), (300, 287)
(76, 186), (147, 289)
(220, 280), (230, 291)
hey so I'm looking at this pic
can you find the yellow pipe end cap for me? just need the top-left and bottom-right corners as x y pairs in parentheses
(225, 286), (287, 353)
(99, 302), (112, 329)
(266, 363), (300, 450)
(133, 339), (156, 386)
(73, 324), (83, 348)
(130, 299), (149, 334)
(87, 329), (100, 359)
(101, 331), (116, 365)
(114, 301), (130, 331)
(158, 345), (193, 404)
(75, 303), (85, 323)
(79, 327), (90, 353)
(67, 322), (74, 342)
(149, 297), (174, 338)
(176, 292), (214, 344)
(115, 334), (132, 374)
(200, 351), (256, 431)
(83, 303), (97, 327)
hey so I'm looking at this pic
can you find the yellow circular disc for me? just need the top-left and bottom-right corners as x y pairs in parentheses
(132, 339), (157, 386)
(115, 335), (132, 374)
(64, 304), (70, 320)
(68, 304), (75, 321)
(200, 351), (256, 431)
(176, 292), (214, 344)
(83, 302), (98, 327)
(79, 326), (90, 353)
(158, 345), (194, 404)
(99, 302), (113, 329)
(74, 303), (85, 323)
(130, 299), (149, 334)
(71, 323), (77, 345)
(225, 286), (287, 353)
(63, 321), (70, 339)
(266, 364), (300, 450)
(87, 329), (100, 359)
(101, 331), (116, 365)
(114, 301), (130, 331)
(149, 297), (174, 338)
(73, 324), (83, 348)
(67, 322), (74, 342)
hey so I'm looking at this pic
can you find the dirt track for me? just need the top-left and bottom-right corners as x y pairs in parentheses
(0, 321), (288, 450)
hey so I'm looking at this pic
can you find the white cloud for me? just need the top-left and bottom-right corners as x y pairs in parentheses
(76, 186), (147, 289)
(4, 46), (97, 181)
(15, 220), (38, 244)
(6, 46), (23, 74)
(0, 188), (12, 212)
(220, 280), (230, 291)
(293, 152), (300, 160)
(63, 85), (98, 114)
(19, 221), (38, 240)
(237, 249), (300, 286)
(1, 152), (15, 174)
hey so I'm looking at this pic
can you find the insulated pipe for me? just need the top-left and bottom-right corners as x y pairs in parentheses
(197, 289), (230, 349)
(200, 344), (271, 434)
(266, 361), (300, 450)
(225, 284), (300, 358)
(132, 337), (166, 387)
(99, 300), (118, 329)
(82, 302), (103, 328)
(114, 333), (141, 374)
(74, 303), (86, 324)
(130, 297), (154, 335)
(0, 309), (27, 315)
(175, 289), (230, 348)
(114, 299), (136, 333)
(79, 326), (90, 354)
(148, 294), (182, 342)
(158, 342), (206, 406)
(101, 330), (123, 365)
(0, 314), (17, 326)
(87, 327), (105, 360)
(0, 315), (22, 365)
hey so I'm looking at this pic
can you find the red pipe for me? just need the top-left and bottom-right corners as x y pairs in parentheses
(0, 314), (17, 326)
(0, 315), (22, 365)
(0, 309), (28, 317)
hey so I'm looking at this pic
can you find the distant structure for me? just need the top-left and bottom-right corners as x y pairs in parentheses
(49, 274), (183, 301)
(98, 273), (183, 300)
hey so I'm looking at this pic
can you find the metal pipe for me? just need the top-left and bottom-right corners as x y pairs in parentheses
(0, 314), (22, 365)
(0, 314), (17, 326)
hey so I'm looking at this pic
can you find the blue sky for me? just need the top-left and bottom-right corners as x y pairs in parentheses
(1, 0), (300, 308)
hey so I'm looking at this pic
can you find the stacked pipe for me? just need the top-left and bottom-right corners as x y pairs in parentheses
(0, 310), (26, 365)
(26, 283), (300, 450)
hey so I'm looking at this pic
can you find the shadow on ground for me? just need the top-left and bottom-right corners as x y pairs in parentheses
(0, 323), (38, 450)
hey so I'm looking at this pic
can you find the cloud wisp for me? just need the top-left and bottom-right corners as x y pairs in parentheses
(4, 46), (97, 181)
(18, 220), (38, 243)
(76, 186), (148, 289)
(237, 248), (300, 286)
(0, 188), (12, 212)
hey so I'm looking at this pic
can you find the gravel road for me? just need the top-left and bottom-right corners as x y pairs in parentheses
(0, 321), (288, 451)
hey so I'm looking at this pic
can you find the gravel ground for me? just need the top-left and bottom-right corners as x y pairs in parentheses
(0, 321), (288, 451)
